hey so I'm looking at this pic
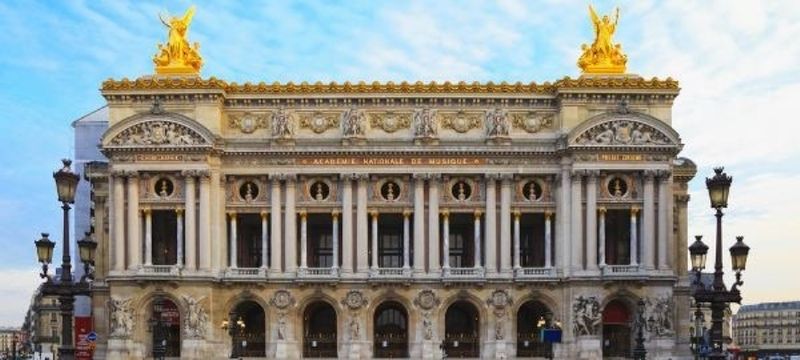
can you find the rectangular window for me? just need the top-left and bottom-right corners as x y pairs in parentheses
(448, 213), (474, 268)
(520, 213), (546, 267)
(378, 214), (403, 268)
(152, 210), (179, 265)
(605, 209), (632, 265)
(308, 214), (333, 268)
(236, 213), (263, 268)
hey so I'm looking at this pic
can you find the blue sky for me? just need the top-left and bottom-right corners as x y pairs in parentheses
(1, 1), (799, 326)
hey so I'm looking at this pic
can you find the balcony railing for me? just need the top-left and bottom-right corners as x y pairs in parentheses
(226, 267), (266, 278)
(298, 267), (339, 280)
(370, 267), (412, 279)
(443, 267), (485, 279)
(140, 265), (180, 276)
(602, 264), (642, 276)
(514, 267), (556, 279)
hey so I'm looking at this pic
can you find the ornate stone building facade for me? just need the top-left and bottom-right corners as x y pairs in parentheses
(80, 73), (699, 359)
(733, 301), (800, 359)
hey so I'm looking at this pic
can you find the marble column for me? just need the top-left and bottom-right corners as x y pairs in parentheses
(270, 175), (282, 274)
(111, 174), (125, 272)
(412, 174), (426, 274)
(212, 172), (224, 272)
(341, 175), (354, 274)
(441, 209), (450, 269)
(260, 210), (268, 269)
(499, 175), (512, 274)
(371, 209), (379, 270)
(598, 207), (606, 267)
(657, 171), (670, 270)
(544, 210), (553, 268)
(675, 194), (691, 276)
(143, 208), (152, 266)
(513, 210), (521, 270)
(631, 207), (640, 266)
(642, 171), (656, 270)
(299, 210), (308, 269)
(484, 175), (497, 274)
(586, 172), (599, 271)
(558, 165), (571, 273)
(176, 208), (184, 267)
(356, 174), (369, 274)
(228, 212), (238, 268)
(403, 209), (411, 270)
(473, 209), (482, 268)
(284, 175), (297, 273)
(428, 175), (441, 273)
(570, 171), (583, 273)
(182, 172), (197, 271)
(198, 171), (212, 271)
(126, 172), (140, 270)
(332, 210), (340, 270)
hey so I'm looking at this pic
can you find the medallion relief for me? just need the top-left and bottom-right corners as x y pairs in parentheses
(270, 290), (296, 310)
(439, 111), (481, 133)
(228, 112), (269, 134)
(297, 111), (340, 134)
(511, 112), (554, 133)
(341, 290), (368, 311)
(368, 111), (412, 133)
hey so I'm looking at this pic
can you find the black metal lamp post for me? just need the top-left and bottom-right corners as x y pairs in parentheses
(689, 167), (751, 360)
(34, 159), (96, 360)
(632, 298), (647, 360)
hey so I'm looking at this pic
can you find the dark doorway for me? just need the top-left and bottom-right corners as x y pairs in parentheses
(304, 301), (338, 358)
(448, 214), (475, 268)
(373, 301), (409, 358)
(517, 300), (553, 357)
(444, 301), (480, 358)
(603, 300), (632, 358)
(152, 210), (178, 265)
(151, 298), (180, 357)
(236, 214), (263, 268)
(232, 301), (266, 357)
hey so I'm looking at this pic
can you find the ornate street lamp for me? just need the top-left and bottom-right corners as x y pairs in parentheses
(77, 232), (97, 281)
(690, 167), (751, 360)
(632, 298), (647, 360)
(34, 159), (94, 360)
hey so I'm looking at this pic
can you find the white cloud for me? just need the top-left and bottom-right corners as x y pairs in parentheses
(0, 268), (40, 327)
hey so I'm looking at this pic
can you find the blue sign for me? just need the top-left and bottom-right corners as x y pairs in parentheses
(542, 329), (562, 343)
(86, 331), (97, 342)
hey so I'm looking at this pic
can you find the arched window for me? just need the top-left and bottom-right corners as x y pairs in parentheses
(444, 301), (480, 358)
(304, 301), (337, 358)
(150, 298), (180, 358)
(231, 301), (266, 357)
(603, 300), (632, 358)
(373, 302), (409, 358)
(517, 301), (553, 357)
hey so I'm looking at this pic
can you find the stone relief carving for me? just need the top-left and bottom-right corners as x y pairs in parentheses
(348, 315), (361, 340)
(511, 112), (554, 133)
(298, 111), (340, 134)
(270, 290), (296, 310)
(109, 296), (134, 337)
(422, 311), (434, 340)
(342, 108), (366, 137)
(440, 111), (481, 133)
(414, 289), (441, 311)
(413, 108), (437, 138)
(573, 296), (602, 336)
(109, 120), (206, 146)
(182, 295), (209, 339)
(228, 112), (269, 134)
(369, 112), (411, 133)
(575, 119), (671, 146)
(341, 290), (368, 311)
(644, 296), (674, 336)
(485, 108), (510, 137)
(277, 312), (287, 340)
(487, 290), (513, 340)
(272, 108), (294, 139)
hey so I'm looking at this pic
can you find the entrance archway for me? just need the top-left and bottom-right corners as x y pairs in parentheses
(517, 300), (553, 358)
(232, 301), (266, 357)
(602, 300), (632, 358)
(303, 301), (338, 358)
(151, 298), (180, 358)
(373, 301), (409, 358)
(444, 301), (480, 358)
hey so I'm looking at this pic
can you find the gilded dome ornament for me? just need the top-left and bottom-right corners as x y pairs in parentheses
(578, 5), (628, 74)
(153, 6), (203, 75)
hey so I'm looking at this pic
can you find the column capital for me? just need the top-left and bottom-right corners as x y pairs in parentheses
(512, 209), (521, 219)
(586, 170), (601, 180)
(299, 209), (308, 219)
(180, 170), (197, 178)
(175, 207), (185, 215)
(473, 209), (483, 218)
(570, 170), (583, 182)
(427, 173), (442, 181)
(331, 209), (341, 219)
(141, 207), (151, 215)
(269, 173), (285, 181)
(544, 210), (554, 219)
(403, 209), (413, 218)
(369, 209), (379, 218)
(675, 194), (691, 203)
(631, 206), (641, 215)
(197, 170), (211, 182)
(499, 173), (514, 182)
(412, 173), (428, 180)
(642, 169), (657, 181)
(260, 210), (269, 219)
(123, 170), (140, 178)
(656, 169), (672, 180)
(598, 206), (607, 214)
(440, 209), (450, 219)
(227, 211), (237, 219)
(283, 174), (298, 182)
(110, 169), (127, 178)
(484, 173), (499, 181)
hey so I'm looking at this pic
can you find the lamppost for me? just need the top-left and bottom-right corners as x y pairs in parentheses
(221, 311), (246, 358)
(689, 302), (706, 359)
(34, 159), (97, 360)
(632, 298), (647, 360)
(689, 167), (751, 360)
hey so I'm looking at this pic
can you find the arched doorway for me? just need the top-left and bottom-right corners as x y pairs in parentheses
(602, 300), (632, 358)
(444, 301), (480, 358)
(373, 301), (409, 358)
(232, 301), (266, 357)
(304, 301), (337, 358)
(517, 300), (553, 358)
(150, 298), (180, 358)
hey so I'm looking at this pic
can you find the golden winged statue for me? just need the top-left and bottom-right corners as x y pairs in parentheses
(153, 6), (203, 75)
(578, 5), (628, 74)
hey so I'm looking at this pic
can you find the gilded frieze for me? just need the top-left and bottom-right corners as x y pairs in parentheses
(297, 111), (340, 134)
(368, 111), (412, 133)
(511, 112), (554, 133)
(439, 111), (482, 133)
(227, 112), (269, 134)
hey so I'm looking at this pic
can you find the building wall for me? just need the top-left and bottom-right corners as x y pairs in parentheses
(733, 301), (800, 358)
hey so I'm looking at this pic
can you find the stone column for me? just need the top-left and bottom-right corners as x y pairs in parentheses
(270, 175), (283, 274)
(513, 209), (521, 270)
(484, 174), (498, 274)
(182, 171), (197, 271)
(642, 171), (656, 270)
(356, 174), (369, 274)
(570, 171), (583, 273)
(412, 174), (426, 275)
(111, 174), (125, 272)
(143, 208), (152, 266)
(198, 171), (212, 271)
(332, 210), (340, 270)
(441, 209), (450, 269)
(299, 209), (308, 269)
(657, 171), (670, 270)
(284, 175), (297, 273)
(260, 210), (268, 269)
(499, 175), (512, 274)
(586, 172), (599, 271)
(428, 175), (441, 273)
(675, 194), (691, 276)
(544, 210), (553, 268)
(371, 209), (379, 270)
(341, 174), (354, 274)
(212, 172), (224, 272)
(631, 207), (640, 266)
(176, 208), (184, 267)
(598, 207), (607, 267)
(228, 212), (238, 268)
(558, 165), (571, 273)
(473, 209), (482, 268)
(403, 209), (411, 270)
(126, 172), (140, 270)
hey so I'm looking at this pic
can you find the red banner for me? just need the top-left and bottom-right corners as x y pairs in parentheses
(74, 316), (94, 360)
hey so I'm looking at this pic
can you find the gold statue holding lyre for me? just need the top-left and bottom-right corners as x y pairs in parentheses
(153, 6), (203, 75)
(578, 5), (628, 74)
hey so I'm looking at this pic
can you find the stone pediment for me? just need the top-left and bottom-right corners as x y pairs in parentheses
(104, 111), (214, 149)
(569, 111), (680, 148)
